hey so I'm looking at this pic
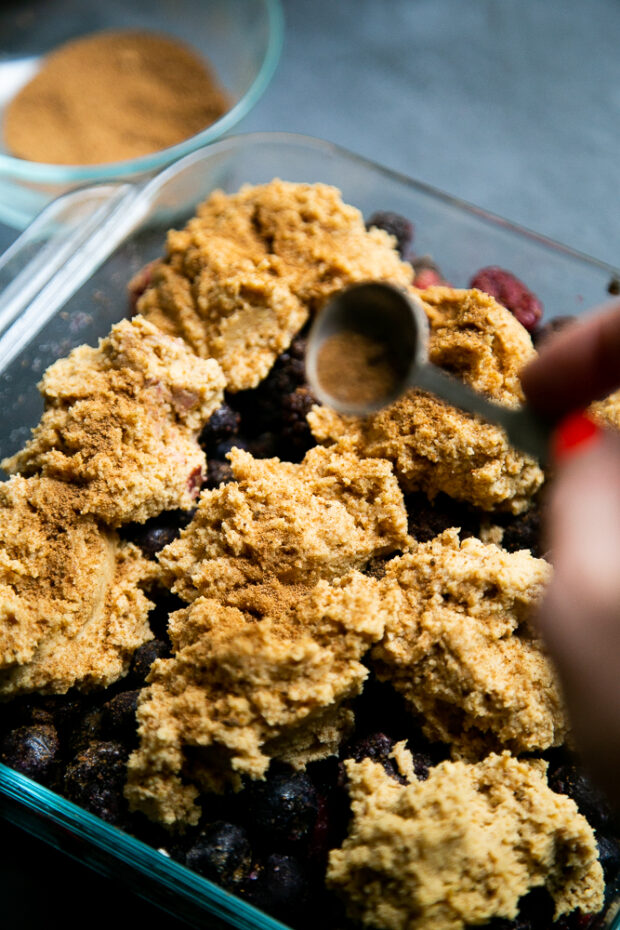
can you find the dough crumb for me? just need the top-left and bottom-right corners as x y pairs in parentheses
(158, 444), (410, 602)
(308, 286), (544, 513)
(125, 572), (395, 824)
(372, 529), (566, 756)
(137, 180), (413, 390)
(327, 751), (604, 930)
(0, 475), (155, 697)
(2, 316), (225, 525)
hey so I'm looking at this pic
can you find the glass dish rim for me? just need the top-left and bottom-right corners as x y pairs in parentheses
(0, 0), (284, 184)
(1, 128), (620, 930)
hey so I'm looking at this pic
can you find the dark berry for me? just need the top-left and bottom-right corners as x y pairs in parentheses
(128, 259), (161, 312)
(597, 833), (620, 882)
(199, 404), (241, 453)
(186, 822), (252, 888)
(123, 510), (193, 557)
(470, 266), (543, 330)
(608, 277), (620, 296)
(102, 690), (140, 741)
(130, 639), (170, 683)
(531, 315), (576, 348)
(243, 853), (309, 920)
(343, 732), (407, 784)
(213, 436), (249, 459)
(68, 707), (104, 755)
(204, 458), (234, 490)
(281, 387), (317, 459)
(498, 505), (543, 558)
(244, 771), (319, 844)
(366, 211), (414, 258)
(246, 431), (279, 459)
(62, 740), (129, 824)
(405, 491), (480, 544)
(548, 763), (614, 832)
(411, 256), (446, 289)
(0, 724), (59, 782)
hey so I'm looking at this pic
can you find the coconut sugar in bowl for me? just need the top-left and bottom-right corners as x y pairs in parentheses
(0, 0), (283, 228)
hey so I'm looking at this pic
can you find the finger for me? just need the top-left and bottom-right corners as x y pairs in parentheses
(521, 299), (620, 419)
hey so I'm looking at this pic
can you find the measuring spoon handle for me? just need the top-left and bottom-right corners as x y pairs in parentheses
(414, 362), (551, 465)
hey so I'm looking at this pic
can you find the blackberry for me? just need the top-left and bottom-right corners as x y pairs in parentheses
(366, 211), (414, 258)
(67, 707), (104, 755)
(0, 723), (59, 782)
(186, 822), (252, 888)
(244, 770), (319, 845)
(62, 740), (129, 825)
(199, 403), (241, 453)
(411, 255), (446, 288)
(246, 431), (279, 459)
(499, 506), (543, 558)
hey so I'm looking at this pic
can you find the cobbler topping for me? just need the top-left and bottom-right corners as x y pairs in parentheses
(125, 572), (394, 824)
(0, 475), (155, 697)
(136, 180), (413, 390)
(372, 529), (565, 756)
(327, 751), (603, 930)
(2, 316), (225, 526)
(309, 287), (544, 513)
(158, 445), (409, 602)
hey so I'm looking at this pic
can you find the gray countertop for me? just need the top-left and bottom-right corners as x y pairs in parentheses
(2, 1), (620, 927)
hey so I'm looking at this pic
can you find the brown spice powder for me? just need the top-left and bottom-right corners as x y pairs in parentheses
(3, 31), (231, 165)
(316, 331), (400, 407)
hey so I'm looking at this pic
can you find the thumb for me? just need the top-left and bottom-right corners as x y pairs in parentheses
(537, 425), (620, 797)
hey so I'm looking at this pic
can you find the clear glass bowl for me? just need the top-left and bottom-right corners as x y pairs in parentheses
(0, 0), (284, 229)
(1, 132), (620, 929)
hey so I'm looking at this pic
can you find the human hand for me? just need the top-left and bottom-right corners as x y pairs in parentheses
(521, 300), (620, 800)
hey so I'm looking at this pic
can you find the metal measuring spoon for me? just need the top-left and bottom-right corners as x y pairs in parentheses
(306, 281), (551, 464)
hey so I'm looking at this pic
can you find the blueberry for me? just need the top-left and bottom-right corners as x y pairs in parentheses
(244, 853), (308, 919)
(244, 771), (319, 844)
(343, 732), (408, 784)
(204, 459), (234, 490)
(0, 724), (59, 782)
(366, 211), (414, 258)
(102, 690), (140, 741)
(597, 833), (620, 882)
(199, 403), (241, 453)
(548, 763), (614, 832)
(186, 822), (252, 888)
(123, 510), (192, 557)
(130, 639), (170, 683)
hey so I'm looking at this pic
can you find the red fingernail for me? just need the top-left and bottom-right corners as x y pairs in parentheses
(551, 410), (602, 463)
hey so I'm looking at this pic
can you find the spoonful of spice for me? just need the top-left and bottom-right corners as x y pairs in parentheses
(306, 282), (551, 464)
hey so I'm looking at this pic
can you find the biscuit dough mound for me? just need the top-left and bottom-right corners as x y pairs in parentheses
(327, 751), (604, 930)
(0, 475), (155, 696)
(126, 573), (394, 825)
(3, 316), (225, 525)
(308, 287), (544, 513)
(136, 180), (413, 390)
(372, 529), (565, 756)
(158, 445), (409, 602)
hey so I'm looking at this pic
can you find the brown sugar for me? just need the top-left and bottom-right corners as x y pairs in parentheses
(3, 31), (231, 165)
(315, 331), (400, 407)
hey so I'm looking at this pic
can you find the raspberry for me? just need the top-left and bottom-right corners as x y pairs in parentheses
(411, 256), (446, 289)
(469, 266), (543, 331)
(366, 211), (414, 258)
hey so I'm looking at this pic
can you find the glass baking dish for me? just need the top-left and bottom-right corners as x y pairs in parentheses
(1, 131), (620, 929)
